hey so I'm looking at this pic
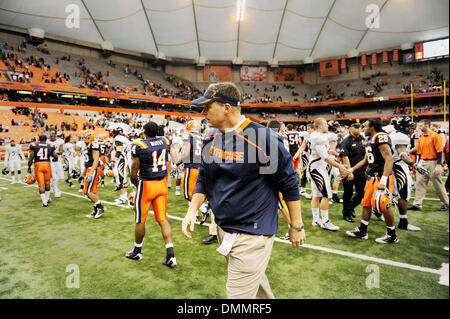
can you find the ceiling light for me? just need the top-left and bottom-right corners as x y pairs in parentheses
(236, 0), (246, 21)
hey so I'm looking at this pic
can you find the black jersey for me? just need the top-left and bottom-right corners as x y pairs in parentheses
(365, 132), (392, 177)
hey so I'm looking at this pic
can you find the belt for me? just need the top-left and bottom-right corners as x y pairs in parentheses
(422, 158), (437, 161)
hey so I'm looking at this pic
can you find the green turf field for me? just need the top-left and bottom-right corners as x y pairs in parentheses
(0, 167), (448, 299)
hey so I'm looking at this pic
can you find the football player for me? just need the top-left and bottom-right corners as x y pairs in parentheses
(390, 117), (426, 231)
(83, 130), (106, 219)
(268, 120), (294, 241)
(177, 120), (208, 219)
(327, 121), (343, 204)
(3, 139), (25, 184)
(49, 131), (64, 198)
(297, 124), (313, 199)
(28, 134), (58, 207)
(286, 124), (301, 176)
(62, 135), (76, 188)
(126, 121), (176, 268)
(346, 119), (398, 244)
(170, 129), (184, 196)
(308, 118), (350, 231)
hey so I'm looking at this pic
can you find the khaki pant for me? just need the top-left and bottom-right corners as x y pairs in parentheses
(217, 226), (275, 299)
(413, 160), (449, 208)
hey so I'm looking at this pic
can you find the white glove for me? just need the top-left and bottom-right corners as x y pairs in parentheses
(413, 163), (428, 175)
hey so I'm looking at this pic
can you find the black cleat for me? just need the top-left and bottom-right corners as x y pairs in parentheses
(439, 205), (449, 212)
(94, 206), (106, 219)
(113, 185), (122, 192)
(125, 250), (142, 260)
(202, 235), (218, 245)
(85, 210), (96, 218)
(332, 194), (342, 203)
(42, 203), (48, 207)
(346, 227), (368, 240)
(199, 209), (211, 225)
(375, 234), (399, 244)
(351, 211), (356, 218)
(163, 256), (177, 268)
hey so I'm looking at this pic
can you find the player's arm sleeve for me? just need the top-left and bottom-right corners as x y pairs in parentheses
(269, 133), (300, 201)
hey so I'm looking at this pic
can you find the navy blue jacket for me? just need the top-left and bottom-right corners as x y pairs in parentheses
(195, 118), (299, 236)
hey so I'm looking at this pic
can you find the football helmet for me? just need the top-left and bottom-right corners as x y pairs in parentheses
(394, 117), (411, 134)
(1, 167), (9, 175)
(24, 174), (36, 185)
(112, 127), (123, 137)
(84, 130), (96, 143)
(71, 168), (81, 179)
(128, 191), (136, 209)
(186, 120), (200, 133)
(371, 189), (393, 214)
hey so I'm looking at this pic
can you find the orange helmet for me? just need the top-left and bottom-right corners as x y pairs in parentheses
(371, 190), (392, 214)
(128, 191), (136, 210)
(84, 130), (96, 143)
(24, 174), (36, 185)
(105, 169), (114, 177)
(186, 120), (200, 133)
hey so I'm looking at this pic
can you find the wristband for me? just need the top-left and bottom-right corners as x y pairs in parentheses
(379, 175), (388, 186)
(290, 223), (304, 231)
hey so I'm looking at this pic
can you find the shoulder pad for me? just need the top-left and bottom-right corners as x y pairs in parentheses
(310, 132), (328, 145)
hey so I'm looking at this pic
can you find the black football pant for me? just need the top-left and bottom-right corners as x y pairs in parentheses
(342, 174), (366, 218)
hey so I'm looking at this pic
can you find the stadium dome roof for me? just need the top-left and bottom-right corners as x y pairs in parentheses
(0, 0), (448, 63)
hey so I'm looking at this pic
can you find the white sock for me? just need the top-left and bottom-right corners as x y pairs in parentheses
(300, 187), (305, 192)
(312, 208), (320, 222)
(135, 242), (142, 247)
(332, 190), (338, 195)
(199, 203), (207, 214)
(165, 243), (173, 249)
(399, 214), (407, 219)
(94, 200), (100, 206)
(40, 193), (46, 204)
(321, 210), (329, 223)
(361, 219), (369, 226)
(45, 191), (50, 202)
(176, 186), (180, 191)
(120, 193), (127, 200)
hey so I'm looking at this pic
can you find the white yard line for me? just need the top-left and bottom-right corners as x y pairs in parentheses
(1, 176), (448, 286)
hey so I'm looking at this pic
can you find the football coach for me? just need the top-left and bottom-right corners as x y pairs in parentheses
(182, 82), (305, 299)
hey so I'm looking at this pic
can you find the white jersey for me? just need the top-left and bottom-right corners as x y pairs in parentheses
(63, 142), (76, 159)
(390, 131), (410, 165)
(49, 138), (64, 164)
(309, 132), (330, 171)
(4, 145), (24, 162)
(172, 135), (183, 147)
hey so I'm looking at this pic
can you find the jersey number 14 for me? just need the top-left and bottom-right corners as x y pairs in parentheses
(152, 149), (167, 172)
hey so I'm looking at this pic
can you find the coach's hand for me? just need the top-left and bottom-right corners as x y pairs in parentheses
(182, 211), (197, 239)
(289, 228), (306, 248)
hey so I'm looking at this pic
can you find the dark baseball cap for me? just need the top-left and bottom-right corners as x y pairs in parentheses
(349, 119), (361, 127)
(191, 89), (240, 107)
